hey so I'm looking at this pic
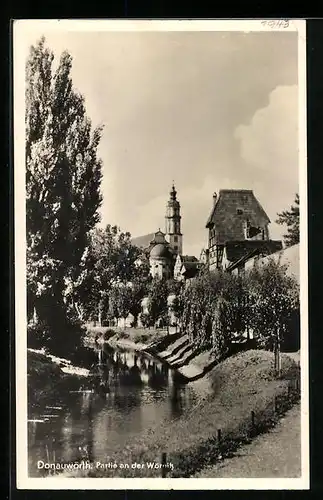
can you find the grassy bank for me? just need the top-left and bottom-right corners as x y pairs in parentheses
(85, 325), (171, 351)
(61, 349), (300, 478)
(194, 403), (301, 478)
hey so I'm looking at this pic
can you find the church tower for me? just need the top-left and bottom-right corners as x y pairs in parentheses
(165, 184), (183, 255)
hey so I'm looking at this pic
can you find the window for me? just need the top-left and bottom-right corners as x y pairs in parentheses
(174, 245), (178, 251)
(174, 235), (178, 242)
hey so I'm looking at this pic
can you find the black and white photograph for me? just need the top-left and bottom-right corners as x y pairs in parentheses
(14, 19), (308, 490)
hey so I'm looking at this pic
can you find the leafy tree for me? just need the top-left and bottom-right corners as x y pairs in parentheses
(180, 271), (219, 348)
(146, 277), (169, 327)
(166, 278), (183, 296)
(26, 37), (103, 353)
(166, 279), (184, 328)
(139, 312), (151, 329)
(246, 258), (299, 373)
(177, 271), (249, 358)
(80, 225), (151, 324)
(276, 194), (300, 247)
(127, 279), (151, 327)
(168, 259), (299, 368)
(108, 285), (132, 322)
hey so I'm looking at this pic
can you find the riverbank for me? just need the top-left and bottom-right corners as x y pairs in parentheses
(97, 327), (211, 381)
(28, 348), (91, 376)
(28, 331), (301, 479)
(86, 325), (173, 352)
(60, 349), (300, 478)
(27, 349), (90, 418)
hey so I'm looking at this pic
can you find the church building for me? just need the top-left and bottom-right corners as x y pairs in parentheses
(131, 184), (186, 279)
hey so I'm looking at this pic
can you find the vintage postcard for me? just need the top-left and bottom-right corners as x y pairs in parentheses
(14, 19), (308, 490)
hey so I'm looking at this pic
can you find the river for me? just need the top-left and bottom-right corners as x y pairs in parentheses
(27, 342), (198, 477)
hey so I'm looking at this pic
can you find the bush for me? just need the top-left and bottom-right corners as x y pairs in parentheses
(103, 328), (118, 340)
(133, 333), (150, 344)
(116, 330), (129, 340)
(27, 322), (52, 351)
(28, 312), (85, 358)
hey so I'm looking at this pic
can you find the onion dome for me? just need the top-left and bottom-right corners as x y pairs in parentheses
(150, 243), (171, 259)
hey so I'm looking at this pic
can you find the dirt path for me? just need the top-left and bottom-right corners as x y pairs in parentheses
(194, 403), (301, 478)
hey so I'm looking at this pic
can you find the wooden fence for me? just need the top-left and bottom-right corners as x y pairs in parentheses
(159, 376), (300, 477)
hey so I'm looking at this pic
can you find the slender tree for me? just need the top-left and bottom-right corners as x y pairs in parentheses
(26, 37), (103, 352)
(246, 258), (299, 374)
(276, 194), (300, 247)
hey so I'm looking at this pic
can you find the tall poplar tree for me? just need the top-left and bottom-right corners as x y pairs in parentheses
(26, 37), (103, 351)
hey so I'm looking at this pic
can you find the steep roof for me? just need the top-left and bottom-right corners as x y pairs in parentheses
(181, 255), (198, 263)
(225, 240), (283, 264)
(181, 261), (199, 278)
(206, 189), (270, 243)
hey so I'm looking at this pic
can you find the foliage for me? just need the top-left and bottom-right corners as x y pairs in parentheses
(276, 193), (300, 247)
(166, 278), (183, 295)
(108, 284), (134, 321)
(179, 271), (245, 359)
(175, 260), (299, 362)
(79, 225), (151, 323)
(140, 312), (151, 329)
(26, 37), (103, 354)
(144, 277), (169, 327)
(245, 258), (299, 350)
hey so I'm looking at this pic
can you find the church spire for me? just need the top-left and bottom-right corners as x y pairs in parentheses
(170, 182), (177, 201)
(165, 183), (183, 255)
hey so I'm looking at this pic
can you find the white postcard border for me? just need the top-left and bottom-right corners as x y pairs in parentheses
(14, 19), (309, 490)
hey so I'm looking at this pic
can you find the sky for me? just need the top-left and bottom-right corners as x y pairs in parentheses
(22, 26), (300, 257)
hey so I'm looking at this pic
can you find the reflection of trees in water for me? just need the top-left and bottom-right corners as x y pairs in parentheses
(170, 384), (184, 418)
(109, 388), (141, 411)
(88, 347), (189, 412)
(29, 346), (198, 476)
(140, 357), (147, 372)
(147, 362), (168, 389)
(53, 393), (96, 464)
(70, 345), (98, 369)
(82, 392), (94, 462)
(169, 371), (193, 418)
(91, 348), (148, 391)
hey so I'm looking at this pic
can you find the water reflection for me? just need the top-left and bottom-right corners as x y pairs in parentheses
(28, 343), (197, 477)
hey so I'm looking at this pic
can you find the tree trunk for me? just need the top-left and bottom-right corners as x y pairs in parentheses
(74, 302), (83, 322)
(277, 329), (281, 377)
(33, 306), (38, 325)
(274, 335), (281, 377)
(246, 324), (250, 341)
(277, 341), (281, 376)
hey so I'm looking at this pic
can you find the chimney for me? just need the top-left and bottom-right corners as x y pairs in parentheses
(213, 192), (217, 205)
